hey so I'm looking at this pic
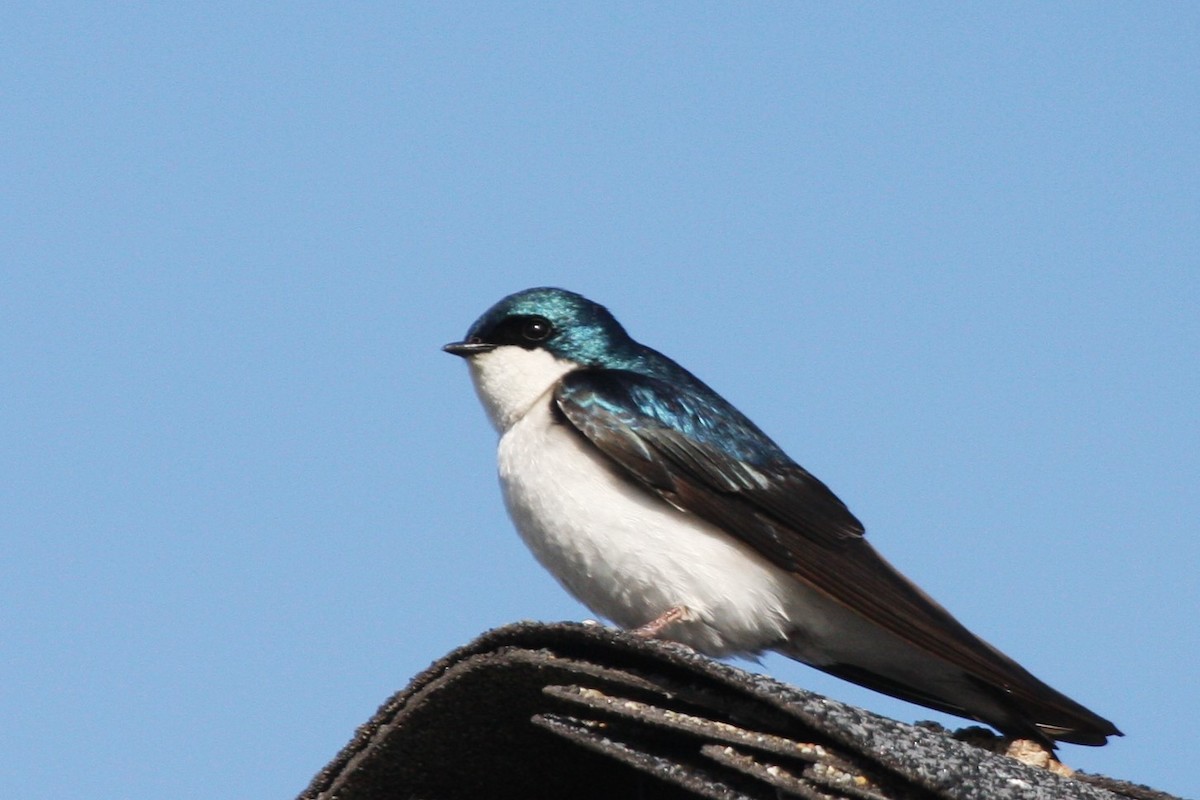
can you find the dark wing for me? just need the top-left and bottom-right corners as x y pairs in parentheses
(554, 368), (1119, 744)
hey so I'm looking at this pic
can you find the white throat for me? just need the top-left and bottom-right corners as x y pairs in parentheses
(466, 346), (580, 432)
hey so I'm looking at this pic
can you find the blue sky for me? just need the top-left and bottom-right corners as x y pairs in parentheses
(3, 4), (1197, 797)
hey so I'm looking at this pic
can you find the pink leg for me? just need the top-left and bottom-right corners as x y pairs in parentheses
(631, 605), (691, 638)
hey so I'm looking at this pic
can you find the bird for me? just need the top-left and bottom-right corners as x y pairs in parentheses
(443, 286), (1120, 747)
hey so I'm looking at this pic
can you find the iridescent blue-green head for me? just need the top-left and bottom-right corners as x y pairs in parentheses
(444, 287), (651, 431)
(444, 286), (773, 451)
(443, 287), (635, 366)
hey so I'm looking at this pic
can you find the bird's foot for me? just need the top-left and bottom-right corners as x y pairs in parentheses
(631, 606), (693, 638)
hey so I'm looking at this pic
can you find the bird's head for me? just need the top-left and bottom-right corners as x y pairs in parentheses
(444, 287), (633, 431)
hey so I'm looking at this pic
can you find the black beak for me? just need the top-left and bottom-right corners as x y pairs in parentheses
(443, 340), (497, 357)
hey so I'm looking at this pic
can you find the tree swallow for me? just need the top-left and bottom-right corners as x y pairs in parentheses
(443, 286), (1120, 747)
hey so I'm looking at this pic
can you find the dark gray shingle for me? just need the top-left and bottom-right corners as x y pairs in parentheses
(298, 622), (1174, 800)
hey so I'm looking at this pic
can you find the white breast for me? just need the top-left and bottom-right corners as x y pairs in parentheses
(460, 346), (1006, 713)
(465, 345), (812, 656)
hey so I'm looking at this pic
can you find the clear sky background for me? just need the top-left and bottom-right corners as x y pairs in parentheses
(3, 4), (1197, 798)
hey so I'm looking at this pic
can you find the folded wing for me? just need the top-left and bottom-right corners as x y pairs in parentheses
(554, 368), (1120, 745)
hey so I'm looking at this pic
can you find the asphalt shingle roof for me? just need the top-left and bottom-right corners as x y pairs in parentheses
(298, 622), (1177, 800)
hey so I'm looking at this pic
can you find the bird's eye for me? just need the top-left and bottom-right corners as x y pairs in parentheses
(521, 317), (553, 342)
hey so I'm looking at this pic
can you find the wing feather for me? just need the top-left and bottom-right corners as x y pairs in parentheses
(553, 368), (1117, 741)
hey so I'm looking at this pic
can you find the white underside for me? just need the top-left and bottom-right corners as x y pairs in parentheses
(465, 346), (852, 656)
(461, 346), (1009, 722)
(501, 396), (807, 655)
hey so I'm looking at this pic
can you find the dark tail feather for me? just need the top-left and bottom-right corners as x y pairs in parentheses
(967, 673), (1122, 747)
(818, 661), (1121, 748)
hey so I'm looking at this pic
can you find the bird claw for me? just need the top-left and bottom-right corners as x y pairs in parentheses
(631, 605), (693, 638)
